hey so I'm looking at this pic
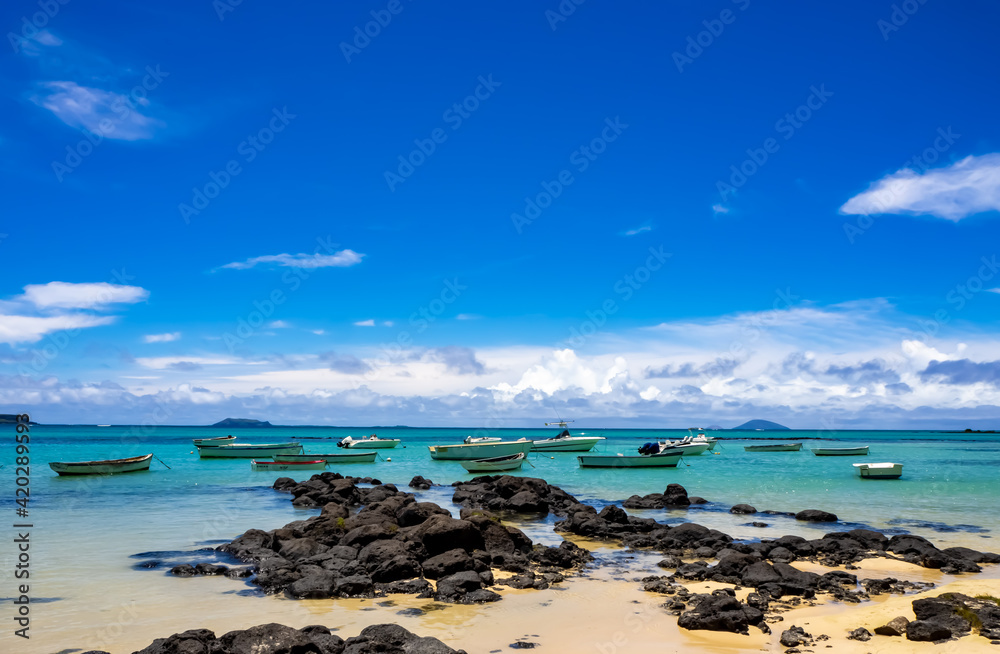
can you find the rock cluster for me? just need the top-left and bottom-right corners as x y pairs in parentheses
(451, 475), (581, 516)
(178, 473), (592, 603)
(622, 483), (703, 509)
(118, 622), (465, 654)
(867, 593), (1000, 642)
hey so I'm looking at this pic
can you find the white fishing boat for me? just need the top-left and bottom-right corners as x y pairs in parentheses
(192, 435), (236, 447)
(460, 452), (527, 473)
(577, 451), (684, 468)
(428, 439), (533, 461)
(853, 462), (903, 479)
(464, 435), (502, 443)
(251, 459), (327, 472)
(49, 453), (153, 476)
(531, 428), (605, 452)
(198, 442), (303, 458)
(655, 435), (711, 456)
(744, 443), (803, 452)
(337, 434), (400, 449)
(811, 446), (870, 456)
(274, 451), (378, 463)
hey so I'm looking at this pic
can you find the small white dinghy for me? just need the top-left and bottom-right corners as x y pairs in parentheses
(853, 462), (903, 479)
(338, 434), (400, 449)
(274, 451), (378, 464)
(811, 446), (870, 456)
(192, 435), (236, 447)
(461, 452), (527, 473)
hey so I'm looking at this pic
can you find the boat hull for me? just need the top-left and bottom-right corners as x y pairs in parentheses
(460, 453), (526, 472)
(251, 460), (327, 472)
(192, 436), (236, 447)
(274, 452), (378, 463)
(744, 443), (803, 452)
(198, 443), (302, 458)
(429, 440), (533, 461)
(49, 454), (153, 476)
(341, 439), (399, 449)
(812, 446), (870, 456)
(853, 462), (903, 479)
(530, 436), (604, 452)
(577, 453), (683, 468)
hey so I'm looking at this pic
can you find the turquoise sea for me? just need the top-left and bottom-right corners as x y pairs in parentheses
(3, 425), (999, 652)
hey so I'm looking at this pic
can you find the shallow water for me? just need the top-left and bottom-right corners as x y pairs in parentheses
(2, 425), (998, 652)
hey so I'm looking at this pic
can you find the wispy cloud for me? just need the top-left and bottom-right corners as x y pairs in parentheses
(0, 314), (114, 346)
(712, 204), (730, 215)
(143, 332), (181, 343)
(840, 153), (1000, 222)
(33, 82), (163, 141)
(311, 329), (327, 335)
(135, 355), (245, 370)
(15, 29), (63, 56)
(621, 224), (653, 237)
(456, 314), (481, 320)
(220, 249), (365, 270)
(21, 281), (149, 310)
(267, 320), (291, 328)
(353, 319), (375, 327)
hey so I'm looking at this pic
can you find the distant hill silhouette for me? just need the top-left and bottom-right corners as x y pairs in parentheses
(731, 419), (789, 430)
(210, 418), (273, 428)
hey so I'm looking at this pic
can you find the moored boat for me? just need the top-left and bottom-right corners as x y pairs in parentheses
(853, 462), (903, 479)
(337, 434), (400, 449)
(192, 435), (236, 447)
(655, 436), (711, 456)
(531, 429), (605, 452)
(274, 451), (378, 463)
(460, 452), (527, 473)
(811, 446), (870, 456)
(428, 439), (533, 461)
(251, 459), (327, 472)
(744, 443), (803, 452)
(577, 451), (684, 468)
(464, 436), (502, 443)
(198, 442), (303, 458)
(49, 453), (153, 476)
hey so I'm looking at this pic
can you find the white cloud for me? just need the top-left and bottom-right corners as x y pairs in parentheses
(311, 329), (327, 335)
(988, 288), (1000, 295)
(456, 314), (481, 320)
(134, 355), (246, 370)
(621, 225), (652, 236)
(712, 204), (730, 214)
(33, 82), (163, 141)
(0, 313), (113, 346)
(353, 319), (375, 327)
(382, 320), (394, 327)
(21, 281), (149, 310)
(220, 249), (365, 270)
(267, 320), (291, 328)
(143, 332), (181, 343)
(840, 153), (1000, 222)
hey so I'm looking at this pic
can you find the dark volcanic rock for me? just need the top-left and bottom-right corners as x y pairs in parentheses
(906, 619), (953, 642)
(663, 483), (691, 507)
(847, 626), (872, 641)
(169, 564), (197, 577)
(779, 625), (812, 648)
(874, 616), (909, 637)
(451, 475), (579, 516)
(677, 590), (767, 635)
(730, 504), (757, 515)
(408, 475), (434, 490)
(794, 509), (838, 522)
(132, 622), (464, 654)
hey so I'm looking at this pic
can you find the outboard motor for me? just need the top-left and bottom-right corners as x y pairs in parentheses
(638, 442), (659, 455)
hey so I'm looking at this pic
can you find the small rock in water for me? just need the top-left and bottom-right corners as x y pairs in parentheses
(509, 642), (538, 649)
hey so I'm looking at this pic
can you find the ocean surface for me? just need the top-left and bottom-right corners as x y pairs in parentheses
(3, 425), (999, 652)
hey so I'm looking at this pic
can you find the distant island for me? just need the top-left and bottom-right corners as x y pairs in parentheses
(731, 419), (789, 430)
(0, 414), (34, 425)
(210, 418), (274, 428)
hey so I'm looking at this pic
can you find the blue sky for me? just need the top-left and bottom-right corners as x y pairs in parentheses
(2, 0), (1000, 427)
